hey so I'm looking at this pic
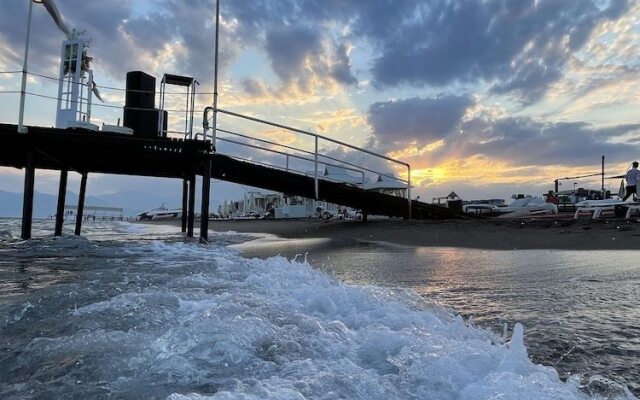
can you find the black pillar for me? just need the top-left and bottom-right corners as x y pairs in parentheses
(187, 174), (196, 237)
(200, 158), (212, 243)
(54, 169), (68, 236)
(21, 148), (35, 240)
(181, 179), (188, 233)
(75, 173), (87, 236)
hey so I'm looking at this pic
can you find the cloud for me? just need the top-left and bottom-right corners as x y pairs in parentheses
(364, 0), (630, 101)
(265, 25), (322, 84)
(367, 95), (474, 145)
(2, 0), (631, 105)
(449, 117), (640, 166)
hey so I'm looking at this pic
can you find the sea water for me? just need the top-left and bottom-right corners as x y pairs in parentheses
(0, 219), (636, 399)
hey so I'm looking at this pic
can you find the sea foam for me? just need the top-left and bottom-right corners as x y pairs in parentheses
(0, 221), (635, 399)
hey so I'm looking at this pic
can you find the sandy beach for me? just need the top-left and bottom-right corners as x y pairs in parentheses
(143, 216), (640, 250)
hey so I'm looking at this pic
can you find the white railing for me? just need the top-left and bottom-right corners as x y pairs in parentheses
(203, 108), (412, 218)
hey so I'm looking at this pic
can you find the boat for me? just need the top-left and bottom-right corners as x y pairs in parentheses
(494, 196), (558, 218)
(137, 204), (182, 220)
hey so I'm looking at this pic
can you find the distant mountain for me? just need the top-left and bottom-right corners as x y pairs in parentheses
(0, 189), (222, 218)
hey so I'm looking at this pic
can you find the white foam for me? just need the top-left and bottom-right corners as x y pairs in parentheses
(88, 240), (625, 399)
(2, 221), (635, 399)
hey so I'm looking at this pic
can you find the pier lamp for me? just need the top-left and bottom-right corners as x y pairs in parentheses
(18, 0), (44, 134)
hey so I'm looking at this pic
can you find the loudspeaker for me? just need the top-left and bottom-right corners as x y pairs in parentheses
(160, 110), (168, 137)
(125, 71), (156, 110)
(123, 108), (168, 138)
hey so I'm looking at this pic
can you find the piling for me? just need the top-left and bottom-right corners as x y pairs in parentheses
(75, 173), (87, 236)
(54, 169), (68, 236)
(199, 158), (212, 243)
(187, 174), (196, 237)
(21, 148), (35, 240)
(181, 179), (188, 233)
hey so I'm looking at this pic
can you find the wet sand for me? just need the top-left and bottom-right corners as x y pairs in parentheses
(143, 216), (640, 250)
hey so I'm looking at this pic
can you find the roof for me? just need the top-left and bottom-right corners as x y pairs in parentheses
(162, 74), (195, 86)
(306, 166), (363, 184)
(364, 173), (407, 190)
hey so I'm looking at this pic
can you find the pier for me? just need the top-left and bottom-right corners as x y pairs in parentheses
(0, 123), (464, 242)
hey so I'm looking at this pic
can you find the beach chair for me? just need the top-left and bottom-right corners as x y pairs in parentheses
(573, 199), (626, 220)
(625, 204), (640, 219)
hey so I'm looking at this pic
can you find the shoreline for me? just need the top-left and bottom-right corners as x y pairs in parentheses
(140, 217), (640, 251)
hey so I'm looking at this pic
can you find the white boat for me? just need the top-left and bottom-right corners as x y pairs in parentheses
(137, 205), (182, 220)
(495, 197), (558, 218)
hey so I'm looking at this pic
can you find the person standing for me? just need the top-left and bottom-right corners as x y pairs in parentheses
(623, 161), (640, 201)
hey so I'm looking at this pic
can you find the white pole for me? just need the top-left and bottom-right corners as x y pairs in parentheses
(407, 165), (412, 219)
(18, 0), (36, 134)
(211, 0), (220, 149)
(314, 136), (319, 200)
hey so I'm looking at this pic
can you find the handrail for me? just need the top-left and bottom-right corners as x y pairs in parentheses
(216, 127), (366, 183)
(210, 108), (413, 218)
(216, 137), (365, 184)
(217, 108), (409, 168)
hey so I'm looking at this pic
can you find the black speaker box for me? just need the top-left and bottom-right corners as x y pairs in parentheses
(124, 107), (165, 138)
(125, 71), (156, 110)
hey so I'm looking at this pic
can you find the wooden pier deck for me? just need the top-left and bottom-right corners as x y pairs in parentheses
(0, 123), (464, 240)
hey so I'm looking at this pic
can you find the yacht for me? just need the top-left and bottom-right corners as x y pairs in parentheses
(137, 204), (182, 220)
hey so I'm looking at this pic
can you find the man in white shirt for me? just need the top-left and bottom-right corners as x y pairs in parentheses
(623, 161), (640, 201)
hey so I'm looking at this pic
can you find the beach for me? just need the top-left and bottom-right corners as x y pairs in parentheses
(144, 216), (640, 251)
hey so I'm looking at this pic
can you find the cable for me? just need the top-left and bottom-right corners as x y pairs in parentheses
(25, 71), (217, 95)
(23, 90), (208, 114)
(0, 70), (21, 74)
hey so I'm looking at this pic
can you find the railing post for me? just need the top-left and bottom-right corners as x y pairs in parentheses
(285, 154), (289, 172)
(407, 165), (412, 219)
(314, 136), (319, 200)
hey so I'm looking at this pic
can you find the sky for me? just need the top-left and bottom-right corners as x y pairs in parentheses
(1, 0), (640, 207)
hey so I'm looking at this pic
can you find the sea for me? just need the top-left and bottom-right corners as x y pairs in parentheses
(0, 218), (638, 399)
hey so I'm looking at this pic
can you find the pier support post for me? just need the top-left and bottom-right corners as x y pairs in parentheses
(200, 158), (212, 244)
(54, 169), (68, 236)
(187, 174), (196, 237)
(75, 173), (87, 236)
(181, 179), (188, 233)
(21, 148), (35, 240)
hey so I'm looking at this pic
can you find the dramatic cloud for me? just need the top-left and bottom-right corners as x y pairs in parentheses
(368, 95), (474, 144)
(450, 117), (640, 165)
(366, 0), (630, 102)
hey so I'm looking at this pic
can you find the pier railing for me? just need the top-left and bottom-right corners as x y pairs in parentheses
(203, 108), (411, 217)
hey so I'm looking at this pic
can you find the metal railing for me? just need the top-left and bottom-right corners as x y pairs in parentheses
(202, 107), (412, 218)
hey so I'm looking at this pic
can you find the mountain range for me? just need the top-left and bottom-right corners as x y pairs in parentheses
(0, 189), (222, 218)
